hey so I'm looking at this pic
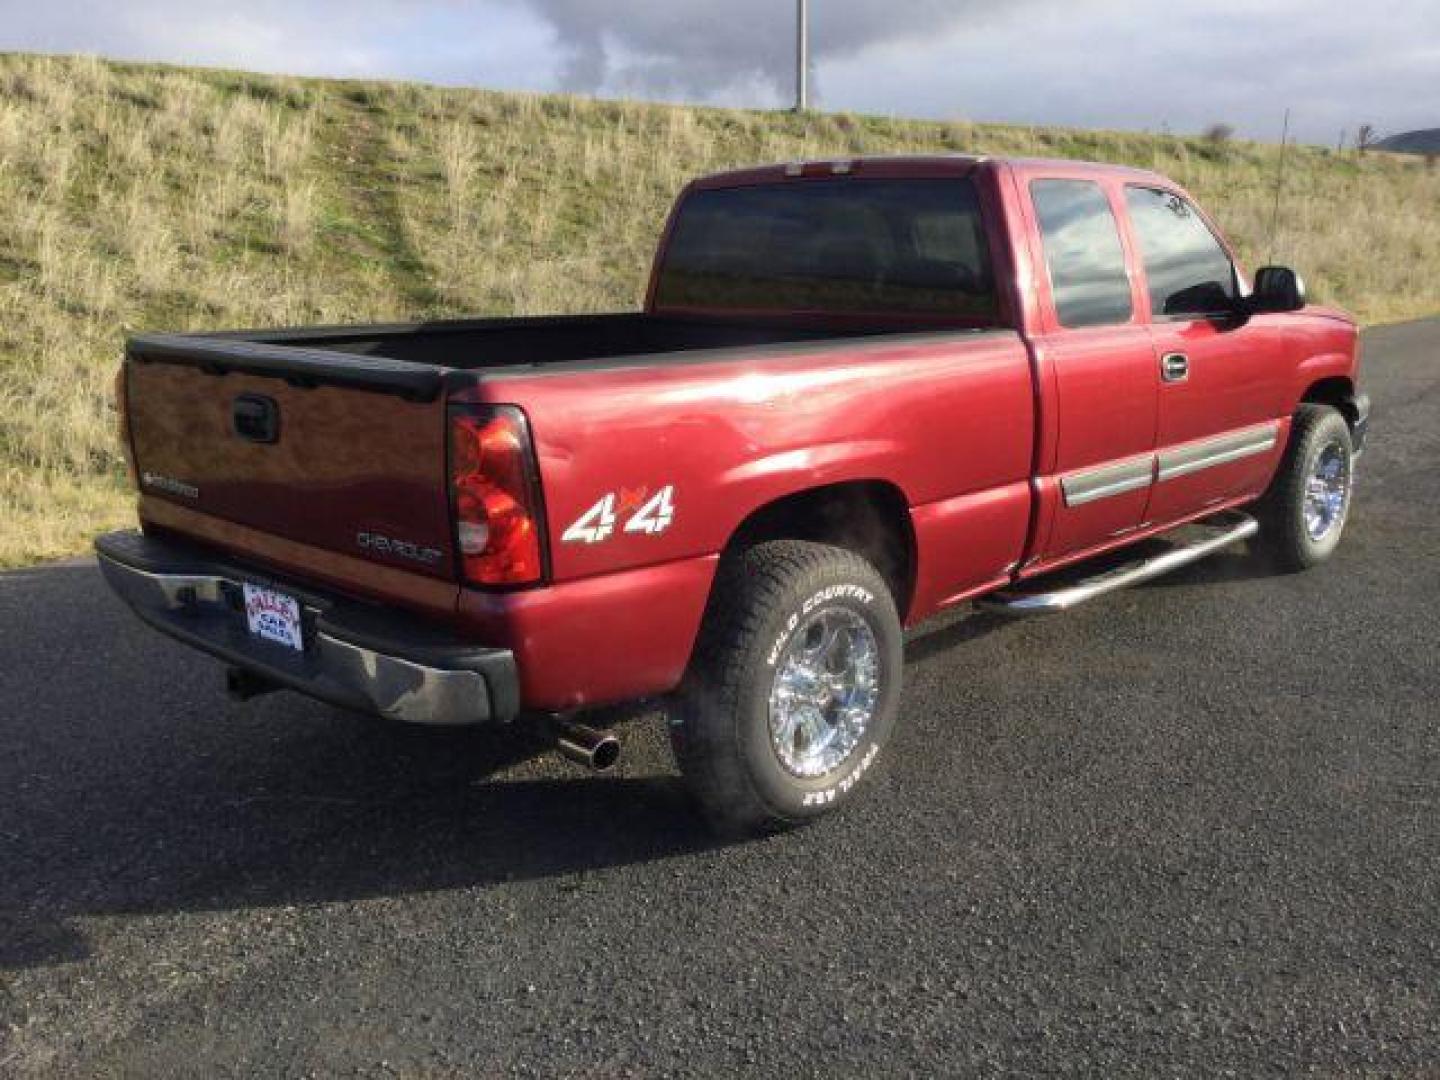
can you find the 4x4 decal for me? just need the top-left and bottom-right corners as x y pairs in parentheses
(562, 485), (676, 544)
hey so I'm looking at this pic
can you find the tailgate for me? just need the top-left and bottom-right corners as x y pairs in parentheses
(124, 337), (457, 583)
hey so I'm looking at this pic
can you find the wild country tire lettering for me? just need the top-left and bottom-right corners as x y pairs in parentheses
(802, 741), (881, 807)
(766, 584), (875, 667)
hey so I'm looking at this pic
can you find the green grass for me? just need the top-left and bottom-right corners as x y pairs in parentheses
(1, 52), (1436, 566)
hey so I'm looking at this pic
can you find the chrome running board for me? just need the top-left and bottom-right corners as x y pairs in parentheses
(979, 511), (1259, 616)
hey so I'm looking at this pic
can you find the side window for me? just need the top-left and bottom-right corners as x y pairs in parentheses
(1124, 186), (1237, 318)
(1031, 179), (1133, 329)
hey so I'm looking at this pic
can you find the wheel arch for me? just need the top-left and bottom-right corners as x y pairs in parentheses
(716, 479), (917, 622)
(1300, 375), (1359, 425)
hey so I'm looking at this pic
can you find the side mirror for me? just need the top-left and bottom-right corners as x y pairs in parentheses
(1250, 265), (1306, 313)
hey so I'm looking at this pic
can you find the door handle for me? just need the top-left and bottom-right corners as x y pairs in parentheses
(1161, 352), (1189, 383)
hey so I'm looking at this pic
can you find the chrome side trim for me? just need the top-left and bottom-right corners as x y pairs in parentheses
(980, 512), (1259, 616)
(1061, 454), (1155, 507)
(1157, 423), (1279, 483)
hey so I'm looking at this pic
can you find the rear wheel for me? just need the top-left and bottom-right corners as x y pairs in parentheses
(670, 541), (903, 837)
(1255, 404), (1354, 571)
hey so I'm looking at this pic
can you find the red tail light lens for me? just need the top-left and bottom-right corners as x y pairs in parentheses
(449, 406), (546, 586)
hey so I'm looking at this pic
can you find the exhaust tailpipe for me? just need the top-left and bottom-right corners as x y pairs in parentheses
(553, 719), (621, 773)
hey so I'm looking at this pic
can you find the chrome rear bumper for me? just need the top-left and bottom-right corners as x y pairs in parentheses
(95, 530), (518, 725)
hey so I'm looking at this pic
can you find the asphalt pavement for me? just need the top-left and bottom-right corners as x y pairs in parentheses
(2, 318), (1437, 1077)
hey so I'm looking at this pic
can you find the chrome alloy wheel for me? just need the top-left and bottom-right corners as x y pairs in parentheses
(1304, 439), (1351, 541)
(768, 607), (880, 778)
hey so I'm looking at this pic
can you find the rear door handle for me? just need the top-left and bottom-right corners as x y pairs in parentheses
(1161, 352), (1189, 383)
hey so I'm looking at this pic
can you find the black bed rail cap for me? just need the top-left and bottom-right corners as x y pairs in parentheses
(126, 333), (446, 402)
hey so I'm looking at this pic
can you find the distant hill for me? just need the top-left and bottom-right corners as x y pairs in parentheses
(1375, 129), (1440, 154)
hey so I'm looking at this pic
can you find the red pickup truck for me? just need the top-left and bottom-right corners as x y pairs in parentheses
(98, 155), (1368, 835)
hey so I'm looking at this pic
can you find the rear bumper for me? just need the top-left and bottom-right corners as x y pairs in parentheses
(95, 530), (519, 725)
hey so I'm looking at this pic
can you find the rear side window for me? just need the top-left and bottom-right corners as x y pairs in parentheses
(1030, 179), (1133, 328)
(1124, 186), (1237, 318)
(652, 179), (998, 320)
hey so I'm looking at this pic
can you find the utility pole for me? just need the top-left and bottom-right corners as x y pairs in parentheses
(1267, 108), (1291, 263)
(795, 0), (809, 112)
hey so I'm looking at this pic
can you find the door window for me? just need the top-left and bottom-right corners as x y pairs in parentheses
(1124, 186), (1237, 318)
(1031, 179), (1133, 329)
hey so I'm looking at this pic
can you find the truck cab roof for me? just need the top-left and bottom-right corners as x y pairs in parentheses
(692, 153), (1171, 190)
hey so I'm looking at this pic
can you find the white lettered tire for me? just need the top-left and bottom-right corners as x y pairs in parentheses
(1256, 404), (1355, 571)
(670, 541), (904, 836)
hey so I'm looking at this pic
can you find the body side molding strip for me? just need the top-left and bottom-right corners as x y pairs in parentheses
(1060, 454), (1155, 507)
(1156, 422), (1280, 483)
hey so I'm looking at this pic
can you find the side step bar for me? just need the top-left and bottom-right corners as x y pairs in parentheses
(980, 512), (1259, 616)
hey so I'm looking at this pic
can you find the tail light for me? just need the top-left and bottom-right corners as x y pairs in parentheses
(448, 405), (546, 587)
(114, 365), (138, 485)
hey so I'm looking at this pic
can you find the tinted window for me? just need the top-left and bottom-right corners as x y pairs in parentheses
(1124, 186), (1236, 317)
(1031, 179), (1133, 328)
(652, 179), (998, 319)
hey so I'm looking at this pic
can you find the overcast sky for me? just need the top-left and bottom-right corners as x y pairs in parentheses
(2, 0), (1436, 144)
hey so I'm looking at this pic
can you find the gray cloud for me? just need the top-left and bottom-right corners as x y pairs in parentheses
(817, 0), (1440, 143)
(0, 1), (562, 91)
(0, 0), (1433, 143)
(521, 0), (1019, 101)
(512, 0), (1438, 142)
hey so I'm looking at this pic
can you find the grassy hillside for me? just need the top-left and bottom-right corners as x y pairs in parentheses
(2, 53), (1437, 566)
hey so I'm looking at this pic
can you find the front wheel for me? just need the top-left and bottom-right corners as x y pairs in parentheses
(1255, 404), (1355, 571)
(670, 540), (904, 837)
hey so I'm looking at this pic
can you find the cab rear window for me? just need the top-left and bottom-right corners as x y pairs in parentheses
(652, 179), (999, 321)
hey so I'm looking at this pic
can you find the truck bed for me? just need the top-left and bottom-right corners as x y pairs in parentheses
(123, 311), (1018, 608)
(133, 312), (916, 389)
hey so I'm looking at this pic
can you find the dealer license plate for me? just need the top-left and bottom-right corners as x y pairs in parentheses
(242, 583), (304, 652)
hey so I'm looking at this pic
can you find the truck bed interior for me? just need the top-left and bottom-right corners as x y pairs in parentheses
(225, 312), (948, 371)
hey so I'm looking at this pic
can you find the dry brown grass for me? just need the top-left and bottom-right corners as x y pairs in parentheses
(1, 52), (1437, 566)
